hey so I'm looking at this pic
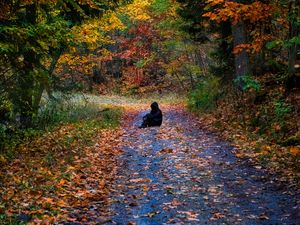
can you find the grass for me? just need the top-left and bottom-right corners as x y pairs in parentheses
(0, 214), (27, 225)
(86, 92), (187, 106)
(0, 93), (122, 159)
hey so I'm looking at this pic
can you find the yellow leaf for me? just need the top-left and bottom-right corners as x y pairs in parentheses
(261, 145), (272, 152)
(0, 154), (7, 163)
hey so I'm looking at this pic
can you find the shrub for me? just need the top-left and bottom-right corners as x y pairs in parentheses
(187, 76), (220, 112)
(273, 100), (292, 121)
(35, 94), (101, 129)
(0, 124), (7, 150)
(234, 75), (261, 92)
(0, 93), (121, 153)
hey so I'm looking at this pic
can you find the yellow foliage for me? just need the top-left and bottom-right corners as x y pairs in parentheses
(71, 21), (111, 50)
(97, 48), (113, 59)
(71, 11), (125, 50)
(57, 53), (97, 74)
(120, 0), (152, 21)
(100, 11), (126, 32)
(0, 154), (7, 164)
(261, 145), (272, 154)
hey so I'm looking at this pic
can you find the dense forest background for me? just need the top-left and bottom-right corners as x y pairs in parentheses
(1, 0), (299, 152)
(0, 0), (299, 178)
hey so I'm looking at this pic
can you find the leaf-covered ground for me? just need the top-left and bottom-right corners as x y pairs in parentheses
(64, 104), (299, 224)
(0, 108), (123, 224)
(1, 102), (300, 224)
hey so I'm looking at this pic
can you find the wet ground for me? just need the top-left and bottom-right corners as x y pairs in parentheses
(108, 109), (300, 225)
(62, 108), (300, 225)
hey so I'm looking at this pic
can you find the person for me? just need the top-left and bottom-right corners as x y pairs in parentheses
(139, 102), (163, 128)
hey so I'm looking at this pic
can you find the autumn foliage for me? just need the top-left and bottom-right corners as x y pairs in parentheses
(0, 0), (299, 223)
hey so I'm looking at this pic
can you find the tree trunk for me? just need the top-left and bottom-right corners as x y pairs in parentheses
(174, 72), (185, 90)
(18, 3), (37, 128)
(232, 20), (251, 89)
(288, 0), (299, 76)
(18, 70), (34, 128)
(33, 79), (44, 114)
(188, 71), (195, 88)
(285, 0), (300, 89)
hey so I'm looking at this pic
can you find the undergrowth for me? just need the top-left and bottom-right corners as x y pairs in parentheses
(187, 76), (220, 112)
(0, 95), (122, 224)
(188, 73), (300, 184)
(0, 94), (122, 161)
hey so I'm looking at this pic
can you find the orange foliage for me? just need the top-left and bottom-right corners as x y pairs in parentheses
(122, 66), (145, 88)
(204, 0), (281, 53)
(204, 1), (274, 25)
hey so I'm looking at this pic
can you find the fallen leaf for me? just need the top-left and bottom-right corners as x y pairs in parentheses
(290, 146), (300, 156)
(211, 212), (225, 220)
(258, 213), (269, 220)
(160, 148), (173, 154)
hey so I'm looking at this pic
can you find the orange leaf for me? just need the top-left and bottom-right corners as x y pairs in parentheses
(57, 199), (67, 207)
(58, 179), (66, 186)
(290, 146), (300, 156)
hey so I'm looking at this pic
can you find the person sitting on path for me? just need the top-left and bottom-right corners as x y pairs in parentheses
(139, 102), (163, 128)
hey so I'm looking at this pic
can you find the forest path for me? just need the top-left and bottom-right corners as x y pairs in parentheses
(65, 105), (300, 224)
(107, 106), (300, 225)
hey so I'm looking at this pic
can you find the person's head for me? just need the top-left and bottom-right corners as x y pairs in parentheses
(151, 102), (159, 111)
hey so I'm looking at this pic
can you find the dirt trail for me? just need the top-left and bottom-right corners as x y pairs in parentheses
(107, 107), (300, 225)
(63, 106), (300, 225)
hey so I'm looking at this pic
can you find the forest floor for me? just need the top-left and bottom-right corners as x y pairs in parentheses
(1, 99), (300, 224)
(63, 103), (300, 224)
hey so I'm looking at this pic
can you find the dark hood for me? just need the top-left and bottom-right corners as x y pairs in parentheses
(151, 102), (159, 111)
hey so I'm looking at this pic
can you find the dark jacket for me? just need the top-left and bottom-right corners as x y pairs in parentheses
(146, 102), (162, 126)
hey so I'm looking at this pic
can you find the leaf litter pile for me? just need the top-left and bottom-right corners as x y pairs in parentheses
(1, 104), (300, 224)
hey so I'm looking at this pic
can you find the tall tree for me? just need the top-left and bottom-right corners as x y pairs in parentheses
(287, 0), (300, 80)
(0, 0), (126, 127)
